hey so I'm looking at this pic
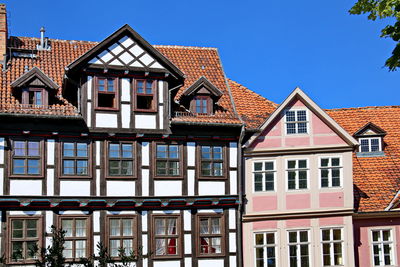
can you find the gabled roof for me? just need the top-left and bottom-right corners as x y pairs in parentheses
(354, 122), (387, 137)
(245, 87), (359, 148)
(10, 66), (59, 89)
(182, 76), (223, 97)
(67, 24), (185, 80)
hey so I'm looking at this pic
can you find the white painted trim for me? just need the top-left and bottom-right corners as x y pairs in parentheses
(121, 104), (131, 128)
(318, 155), (343, 189)
(358, 137), (382, 152)
(87, 102), (92, 127)
(285, 158), (310, 191)
(46, 139), (55, 165)
(252, 159), (277, 193)
(142, 142), (149, 166)
(46, 168), (54, 196)
(87, 76), (92, 100)
(142, 169), (149, 196)
(0, 137), (4, 165)
(283, 108), (309, 136)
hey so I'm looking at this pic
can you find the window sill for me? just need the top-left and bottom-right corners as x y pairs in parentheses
(154, 176), (184, 180)
(59, 175), (92, 179)
(95, 107), (120, 111)
(134, 109), (158, 113)
(9, 174), (44, 179)
(356, 151), (385, 157)
(198, 176), (227, 180)
(105, 176), (137, 180)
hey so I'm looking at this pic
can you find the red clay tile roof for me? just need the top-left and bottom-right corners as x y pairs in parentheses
(326, 106), (400, 212)
(228, 79), (277, 129)
(0, 36), (241, 124)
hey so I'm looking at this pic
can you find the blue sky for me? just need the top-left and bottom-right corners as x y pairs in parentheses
(3, 0), (398, 108)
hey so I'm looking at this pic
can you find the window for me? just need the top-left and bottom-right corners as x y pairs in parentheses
(359, 137), (382, 152)
(320, 157), (341, 188)
(288, 230), (310, 267)
(107, 142), (135, 178)
(11, 140), (42, 176)
(61, 142), (90, 177)
(60, 217), (90, 261)
(135, 79), (156, 111)
(8, 217), (41, 263)
(254, 232), (277, 267)
(155, 144), (181, 177)
(22, 88), (47, 106)
(371, 229), (394, 266)
(107, 216), (137, 257)
(197, 214), (224, 256)
(191, 95), (211, 115)
(200, 145), (224, 178)
(152, 215), (181, 258)
(321, 228), (343, 266)
(287, 159), (308, 190)
(285, 110), (308, 134)
(96, 77), (117, 109)
(253, 161), (275, 192)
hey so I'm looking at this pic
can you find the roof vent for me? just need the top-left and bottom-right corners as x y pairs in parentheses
(37, 26), (51, 51)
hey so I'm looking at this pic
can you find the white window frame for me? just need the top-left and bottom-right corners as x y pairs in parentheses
(370, 228), (396, 266)
(320, 228), (344, 266)
(359, 137), (382, 152)
(286, 158), (309, 191)
(287, 229), (311, 267)
(319, 156), (343, 188)
(254, 231), (278, 267)
(284, 109), (309, 135)
(253, 160), (276, 193)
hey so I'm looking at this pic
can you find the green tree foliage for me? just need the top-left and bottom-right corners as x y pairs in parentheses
(350, 0), (400, 70)
(31, 225), (66, 267)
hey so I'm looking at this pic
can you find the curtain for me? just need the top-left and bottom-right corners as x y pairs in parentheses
(167, 219), (177, 255)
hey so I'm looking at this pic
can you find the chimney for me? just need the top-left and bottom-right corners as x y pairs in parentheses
(0, 4), (7, 63)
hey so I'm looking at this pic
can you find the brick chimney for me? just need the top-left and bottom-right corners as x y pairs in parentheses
(0, 4), (7, 63)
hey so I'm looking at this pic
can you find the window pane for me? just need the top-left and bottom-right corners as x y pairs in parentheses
(109, 144), (120, 158)
(63, 143), (74, 157)
(299, 231), (308, 242)
(371, 138), (380, 151)
(122, 144), (133, 158)
(383, 230), (391, 241)
(372, 231), (379, 242)
(110, 239), (119, 257)
(298, 122), (308, 134)
(201, 146), (211, 159)
(137, 81), (144, 93)
(76, 219), (86, 237)
(12, 220), (23, 238)
(63, 160), (75, 175)
(297, 110), (307, 121)
(289, 232), (297, 243)
(156, 161), (167, 175)
(333, 229), (341, 240)
(76, 240), (86, 258)
(213, 147), (223, 159)
(211, 218), (220, 234)
(168, 161), (180, 176)
(288, 160), (296, 169)
(286, 111), (295, 122)
(107, 79), (114, 92)
(266, 233), (275, 244)
(254, 162), (263, 171)
(287, 123), (296, 134)
(169, 145), (179, 159)
(76, 160), (88, 175)
(28, 142), (40, 156)
(321, 158), (329, 167)
(76, 143), (88, 157)
(122, 219), (132, 236)
(298, 160), (307, 169)
(322, 229), (330, 241)
(14, 141), (26, 156)
(265, 161), (274, 170)
(13, 159), (25, 174)
(121, 161), (133, 175)
(63, 241), (73, 258)
(27, 159), (40, 174)
(255, 233), (264, 245)
(98, 79), (105, 91)
(201, 163), (212, 176)
(145, 81), (153, 94)
(62, 220), (73, 237)
(156, 145), (168, 158)
(360, 139), (370, 152)
(110, 219), (120, 236)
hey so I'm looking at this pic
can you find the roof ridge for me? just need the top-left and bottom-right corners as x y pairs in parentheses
(327, 105), (400, 112)
(153, 45), (218, 50)
(227, 78), (277, 106)
(10, 36), (99, 44)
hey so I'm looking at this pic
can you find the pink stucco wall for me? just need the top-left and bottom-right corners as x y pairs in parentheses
(285, 137), (310, 147)
(312, 113), (334, 134)
(319, 192), (344, 208)
(319, 216), (344, 226)
(286, 194), (311, 209)
(354, 218), (400, 267)
(286, 218), (311, 228)
(253, 196), (278, 211)
(253, 220), (278, 230)
(314, 135), (347, 146)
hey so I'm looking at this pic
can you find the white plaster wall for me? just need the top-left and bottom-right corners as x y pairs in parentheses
(143, 258), (148, 267)
(198, 181), (225, 195)
(96, 113), (118, 128)
(229, 232), (236, 253)
(93, 235), (100, 256)
(121, 104), (131, 128)
(198, 259), (224, 267)
(230, 170), (237, 195)
(95, 141), (101, 165)
(87, 76), (92, 100)
(47, 169), (54, 196)
(0, 138), (4, 165)
(106, 181), (135, 196)
(229, 209), (236, 230)
(93, 211), (100, 232)
(45, 211), (53, 232)
(158, 80), (164, 104)
(142, 211), (148, 232)
(87, 102), (92, 127)
(121, 78), (131, 102)
(10, 180), (42, 195)
(187, 169), (195, 196)
(47, 139), (55, 165)
(184, 234), (192, 254)
(229, 142), (238, 168)
(159, 108), (164, 130)
(185, 258), (192, 267)
(154, 181), (182, 196)
(60, 181), (90, 196)
(153, 261), (180, 267)
(142, 234), (148, 255)
(135, 114), (156, 129)
(96, 169), (100, 196)
(0, 168), (3, 195)
(142, 169), (149, 196)
(230, 256), (237, 267)
(184, 210), (191, 231)
(142, 142), (149, 166)
(187, 142), (195, 166)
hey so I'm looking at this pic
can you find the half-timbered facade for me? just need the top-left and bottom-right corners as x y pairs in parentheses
(0, 5), (242, 266)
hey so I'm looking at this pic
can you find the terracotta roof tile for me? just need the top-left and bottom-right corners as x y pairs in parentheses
(0, 36), (241, 124)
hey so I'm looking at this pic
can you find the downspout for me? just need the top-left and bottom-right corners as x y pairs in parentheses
(237, 124), (245, 267)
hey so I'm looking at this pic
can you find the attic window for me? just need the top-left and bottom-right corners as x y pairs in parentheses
(95, 77), (118, 110)
(192, 95), (211, 115)
(22, 88), (46, 106)
(359, 137), (382, 152)
(285, 109), (308, 134)
(135, 79), (156, 112)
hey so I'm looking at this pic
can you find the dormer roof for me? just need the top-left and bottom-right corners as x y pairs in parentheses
(10, 66), (59, 90)
(354, 122), (387, 137)
(182, 76), (223, 98)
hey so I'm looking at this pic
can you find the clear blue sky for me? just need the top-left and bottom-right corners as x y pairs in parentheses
(3, 0), (398, 108)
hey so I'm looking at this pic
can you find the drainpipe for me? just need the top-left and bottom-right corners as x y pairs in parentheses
(237, 124), (245, 267)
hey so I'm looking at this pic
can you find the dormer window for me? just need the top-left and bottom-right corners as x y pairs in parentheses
(10, 67), (59, 109)
(95, 77), (118, 109)
(354, 122), (386, 156)
(181, 76), (223, 116)
(359, 137), (381, 152)
(193, 95), (211, 115)
(285, 109), (308, 134)
(135, 79), (156, 112)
